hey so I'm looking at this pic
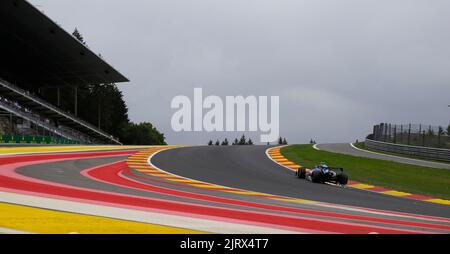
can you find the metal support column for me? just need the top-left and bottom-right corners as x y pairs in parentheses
(74, 86), (78, 117)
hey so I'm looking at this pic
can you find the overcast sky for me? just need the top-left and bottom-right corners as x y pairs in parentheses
(29, 0), (450, 145)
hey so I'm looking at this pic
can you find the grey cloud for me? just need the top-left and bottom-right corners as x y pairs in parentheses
(29, 0), (450, 144)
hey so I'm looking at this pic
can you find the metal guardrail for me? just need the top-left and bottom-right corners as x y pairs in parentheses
(365, 139), (450, 162)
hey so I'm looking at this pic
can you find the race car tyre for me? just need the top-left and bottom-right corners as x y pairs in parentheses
(337, 172), (349, 185)
(311, 170), (323, 183)
(297, 167), (306, 179)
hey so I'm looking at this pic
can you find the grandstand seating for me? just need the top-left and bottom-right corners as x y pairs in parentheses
(0, 1), (128, 145)
(0, 134), (80, 145)
(0, 78), (119, 144)
(0, 95), (88, 144)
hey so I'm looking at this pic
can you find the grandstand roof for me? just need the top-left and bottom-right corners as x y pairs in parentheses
(0, 0), (129, 89)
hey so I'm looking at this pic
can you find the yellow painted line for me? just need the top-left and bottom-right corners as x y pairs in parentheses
(127, 162), (150, 165)
(147, 173), (171, 177)
(349, 183), (376, 189)
(279, 161), (297, 166)
(0, 202), (205, 234)
(127, 160), (148, 163)
(381, 190), (412, 197)
(168, 179), (202, 183)
(135, 169), (160, 173)
(426, 199), (450, 205)
(129, 165), (152, 169)
(128, 164), (152, 167)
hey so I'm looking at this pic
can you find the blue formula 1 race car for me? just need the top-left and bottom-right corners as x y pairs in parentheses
(296, 163), (349, 186)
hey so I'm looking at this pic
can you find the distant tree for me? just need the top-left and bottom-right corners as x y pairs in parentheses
(221, 138), (229, 146)
(427, 128), (435, 137)
(247, 139), (254, 145)
(233, 138), (239, 145)
(282, 138), (288, 145)
(278, 137), (283, 145)
(239, 135), (247, 145)
(447, 124), (450, 141)
(215, 140), (220, 146)
(438, 126), (444, 136)
(208, 140), (213, 146)
(438, 126), (445, 147)
(120, 122), (166, 145)
(72, 28), (87, 45)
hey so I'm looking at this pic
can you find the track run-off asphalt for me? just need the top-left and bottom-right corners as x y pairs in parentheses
(0, 145), (449, 234)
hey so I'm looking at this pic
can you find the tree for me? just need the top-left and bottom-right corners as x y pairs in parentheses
(208, 140), (213, 146)
(278, 137), (283, 145)
(447, 124), (450, 142)
(72, 28), (87, 46)
(215, 140), (220, 146)
(120, 122), (166, 145)
(310, 139), (314, 144)
(233, 138), (239, 145)
(282, 138), (288, 145)
(239, 135), (247, 145)
(247, 139), (254, 145)
(221, 138), (229, 146)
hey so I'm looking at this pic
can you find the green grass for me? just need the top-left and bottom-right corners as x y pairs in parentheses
(281, 144), (450, 200)
(353, 142), (450, 165)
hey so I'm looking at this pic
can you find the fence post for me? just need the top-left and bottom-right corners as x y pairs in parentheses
(408, 124), (411, 145)
(388, 124), (392, 142)
(384, 123), (388, 142)
(400, 125), (403, 144)
(393, 125), (397, 144)
(438, 126), (442, 148)
(422, 130), (426, 147)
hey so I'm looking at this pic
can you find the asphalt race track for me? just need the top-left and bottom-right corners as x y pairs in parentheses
(316, 143), (450, 170)
(1, 145), (450, 234)
(152, 146), (450, 218)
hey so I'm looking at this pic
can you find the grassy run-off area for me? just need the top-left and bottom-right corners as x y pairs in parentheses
(281, 145), (450, 200)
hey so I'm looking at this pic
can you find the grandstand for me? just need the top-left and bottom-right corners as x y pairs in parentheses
(0, 0), (129, 145)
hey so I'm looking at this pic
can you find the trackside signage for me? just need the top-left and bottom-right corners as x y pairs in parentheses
(171, 88), (280, 143)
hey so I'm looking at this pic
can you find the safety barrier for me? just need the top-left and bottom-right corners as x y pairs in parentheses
(365, 139), (450, 162)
